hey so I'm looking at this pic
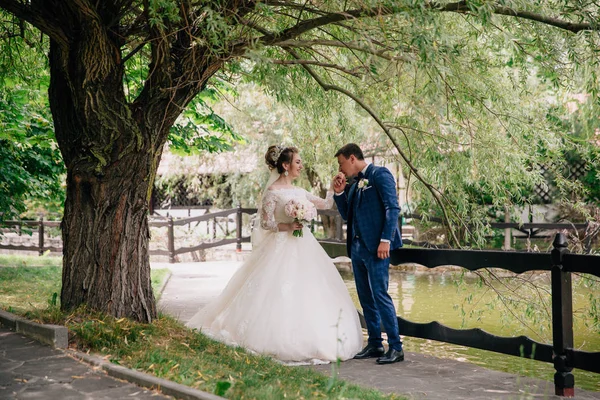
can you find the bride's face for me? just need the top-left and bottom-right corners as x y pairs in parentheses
(285, 153), (303, 180)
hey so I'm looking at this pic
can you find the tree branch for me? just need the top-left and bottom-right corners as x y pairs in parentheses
(238, 17), (415, 68)
(438, 1), (596, 33)
(122, 39), (147, 64)
(230, 2), (597, 57)
(230, 6), (400, 56)
(262, 0), (327, 17)
(0, 0), (68, 46)
(276, 38), (414, 62)
(255, 57), (364, 77)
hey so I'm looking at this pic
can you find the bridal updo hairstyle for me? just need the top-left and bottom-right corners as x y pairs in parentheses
(265, 145), (298, 173)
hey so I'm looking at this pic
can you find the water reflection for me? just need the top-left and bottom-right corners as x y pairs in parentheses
(342, 269), (599, 351)
(398, 273), (414, 317)
(341, 267), (600, 392)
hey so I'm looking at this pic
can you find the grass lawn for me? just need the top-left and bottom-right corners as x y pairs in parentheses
(0, 257), (401, 400)
(0, 253), (63, 268)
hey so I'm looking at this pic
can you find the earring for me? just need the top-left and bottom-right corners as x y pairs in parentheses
(284, 171), (289, 177)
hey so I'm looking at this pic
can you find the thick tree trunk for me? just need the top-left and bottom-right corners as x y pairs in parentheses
(60, 153), (157, 321)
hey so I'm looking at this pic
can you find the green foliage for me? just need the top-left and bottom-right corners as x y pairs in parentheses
(559, 97), (600, 204)
(0, 22), (65, 220)
(214, 2), (600, 246)
(147, 0), (181, 28)
(0, 92), (65, 219)
(153, 173), (233, 208)
(169, 86), (244, 155)
(214, 381), (232, 396)
(2, 2), (600, 244)
(580, 166), (600, 203)
(207, 80), (377, 199)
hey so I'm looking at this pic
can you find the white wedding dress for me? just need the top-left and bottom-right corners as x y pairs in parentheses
(186, 187), (363, 364)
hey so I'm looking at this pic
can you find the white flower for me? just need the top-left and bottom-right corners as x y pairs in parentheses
(357, 178), (369, 190)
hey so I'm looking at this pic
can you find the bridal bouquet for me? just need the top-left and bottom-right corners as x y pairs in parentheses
(284, 198), (317, 237)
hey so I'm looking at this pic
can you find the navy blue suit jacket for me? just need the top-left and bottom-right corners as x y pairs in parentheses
(334, 164), (403, 257)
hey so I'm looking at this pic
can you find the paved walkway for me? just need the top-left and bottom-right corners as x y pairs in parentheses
(156, 260), (600, 400)
(0, 327), (171, 400)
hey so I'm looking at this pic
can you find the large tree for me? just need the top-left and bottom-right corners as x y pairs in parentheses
(0, 0), (598, 321)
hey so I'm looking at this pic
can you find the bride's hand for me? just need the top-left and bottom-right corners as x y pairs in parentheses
(332, 172), (346, 194)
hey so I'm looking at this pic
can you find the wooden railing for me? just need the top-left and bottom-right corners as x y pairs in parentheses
(0, 207), (354, 261)
(0, 218), (62, 255)
(148, 207), (258, 263)
(320, 233), (600, 397)
(402, 213), (596, 252)
(0, 209), (592, 260)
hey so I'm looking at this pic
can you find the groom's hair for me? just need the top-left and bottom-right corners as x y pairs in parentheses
(335, 143), (364, 160)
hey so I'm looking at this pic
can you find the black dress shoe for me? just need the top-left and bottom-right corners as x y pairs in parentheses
(353, 344), (385, 359)
(376, 348), (404, 364)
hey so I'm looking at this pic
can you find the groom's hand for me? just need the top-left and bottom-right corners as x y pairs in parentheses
(333, 172), (346, 194)
(377, 241), (391, 259)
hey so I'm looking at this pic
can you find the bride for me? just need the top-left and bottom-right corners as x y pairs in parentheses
(186, 145), (363, 363)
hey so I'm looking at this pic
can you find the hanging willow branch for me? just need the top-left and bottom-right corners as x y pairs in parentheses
(281, 47), (463, 247)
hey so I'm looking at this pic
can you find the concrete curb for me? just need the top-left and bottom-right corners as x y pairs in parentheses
(70, 351), (225, 400)
(155, 269), (173, 301)
(0, 309), (68, 348)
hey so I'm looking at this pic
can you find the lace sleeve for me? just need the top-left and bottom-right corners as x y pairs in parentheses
(305, 189), (334, 210)
(260, 191), (279, 232)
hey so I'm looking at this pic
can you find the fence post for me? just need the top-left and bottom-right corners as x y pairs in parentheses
(206, 209), (210, 235)
(168, 217), (175, 264)
(236, 204), (242, 253)
(397, 215), (403, 238)
(335, 215), (343, 241)
(551, 233), (574, 397)
(38, 217), (44, 256)
(503, 205), (511, 250)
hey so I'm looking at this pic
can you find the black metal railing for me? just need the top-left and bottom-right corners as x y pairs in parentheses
(320, 233), (599, 398)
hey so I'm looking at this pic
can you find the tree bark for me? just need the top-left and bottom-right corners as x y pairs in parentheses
(60, 154), (157, 321)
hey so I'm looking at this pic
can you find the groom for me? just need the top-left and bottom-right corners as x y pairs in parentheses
(332, 143), (404, 364)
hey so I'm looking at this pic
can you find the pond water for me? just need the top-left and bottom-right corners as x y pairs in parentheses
(340, 268), (600, 392)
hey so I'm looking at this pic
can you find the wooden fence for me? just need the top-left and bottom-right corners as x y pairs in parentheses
(147, 207), (257, 263)
(0, 218), (62, 255)
(0, 208), (255, 262)
(0, 208), (593, 260)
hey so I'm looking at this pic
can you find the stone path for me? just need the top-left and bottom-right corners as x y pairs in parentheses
(0, 327), (171, 400)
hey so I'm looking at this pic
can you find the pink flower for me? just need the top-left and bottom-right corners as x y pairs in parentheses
(284, 198), (316, 237)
